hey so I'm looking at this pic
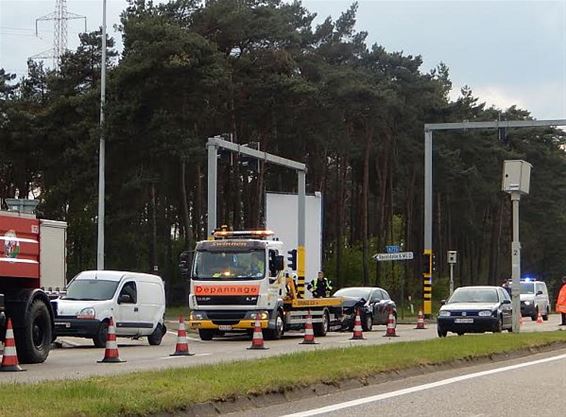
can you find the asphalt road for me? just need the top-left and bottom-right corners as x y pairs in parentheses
(0, 316), (562, 384)
(226, 347), (566, 417)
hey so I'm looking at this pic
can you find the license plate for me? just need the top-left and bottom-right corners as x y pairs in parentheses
(218, 325), (232, 331)
(454, 318), (474, 324)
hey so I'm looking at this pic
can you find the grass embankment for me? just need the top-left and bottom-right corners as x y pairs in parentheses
(164, 305), (190, 321)
(2, 332), (566, 417)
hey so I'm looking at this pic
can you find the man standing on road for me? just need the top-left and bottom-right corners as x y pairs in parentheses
(556, 276), (566, 326)
(307, 271), (333, 298)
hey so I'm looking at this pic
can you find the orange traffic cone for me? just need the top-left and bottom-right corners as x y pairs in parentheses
(415, 310), (426, 329)
(0, 318), (24, 372)
(97, 317), (126, 363)
(350, 308), (366, 340)
(247, 317), (268, 350)
(536, 310), (543, 324)
(300, 310), (318, 345)
(171, 315), (194, 356)
(384, 309), (399, 337)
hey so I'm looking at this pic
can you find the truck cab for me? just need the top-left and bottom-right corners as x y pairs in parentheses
(188, 230), (287, 340)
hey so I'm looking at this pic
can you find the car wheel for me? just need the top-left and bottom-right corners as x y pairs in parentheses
(531, 308), (538, 321)
(542, 307), (549, 321)
(92, 320), (109, 348)
(493, 317), (503, 333)
(363, 314), (373, 332)
(147, 323), (166, 346)
(457, 332), (464, 336)
(264, 311), (284, 340)
(198, 329), (214, 341)
(437, 326), (447, 338)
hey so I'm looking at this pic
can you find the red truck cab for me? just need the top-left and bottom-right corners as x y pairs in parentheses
(0, 202), (67, 363)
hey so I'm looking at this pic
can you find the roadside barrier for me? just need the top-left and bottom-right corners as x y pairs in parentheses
(0, 318), (24, 372)
(171, 315), (194, 356)
(415, 310), (426, 329)
(247, 317), (268, 350)
(299, 310), (318, 345)
(349, 308), (366, 340)
(384, 310), (399, 337)
(97, 317), (126, 363)
(536, 311), (543, 324)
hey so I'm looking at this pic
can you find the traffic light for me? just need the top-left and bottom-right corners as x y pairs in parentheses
(422, 251), (432, 276)
(287, 249), (297, 271)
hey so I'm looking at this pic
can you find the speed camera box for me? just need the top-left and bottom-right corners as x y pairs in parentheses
(502, 160), (531, 194)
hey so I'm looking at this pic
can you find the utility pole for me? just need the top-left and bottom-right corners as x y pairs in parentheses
(97, 0), (107, 270)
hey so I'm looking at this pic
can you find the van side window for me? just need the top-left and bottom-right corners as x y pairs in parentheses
(119, 281), (137, 304)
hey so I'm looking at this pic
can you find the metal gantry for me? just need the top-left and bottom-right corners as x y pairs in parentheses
(423, 118), (566, 331)
(206, 136), (308, 297)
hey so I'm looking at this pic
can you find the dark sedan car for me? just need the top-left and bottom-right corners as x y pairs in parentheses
(333, 287), (397, 331)
(437, 286), (513, 337)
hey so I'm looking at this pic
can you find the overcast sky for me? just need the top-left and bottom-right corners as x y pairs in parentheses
(1, 0), (565, 119)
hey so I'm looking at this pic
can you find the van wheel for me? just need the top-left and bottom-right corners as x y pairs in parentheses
(147, 324), (165, 346)
(198, 329), (214, 341)
(93, 321), (109, 348)
(14, 299), (52, 363)
(542, 308), (549, 321)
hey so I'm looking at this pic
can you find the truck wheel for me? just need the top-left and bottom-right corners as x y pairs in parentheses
(93, 321), (109, 348)
(14, 299), (52, 364)
(147, 323), (166, 346)
(198, 329), (214, 341)
(264, 311), (284, 340)
(313, 310), (329, 337)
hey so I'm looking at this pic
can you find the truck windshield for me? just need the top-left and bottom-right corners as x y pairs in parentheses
(62, 280), (119, 301)
(192, 250), (265, 280)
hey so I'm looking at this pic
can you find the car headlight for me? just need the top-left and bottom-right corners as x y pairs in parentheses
(249, 311), (269, 320)
(77, 307), (95, 320)
(524, 301), (531, 306)
(478, 310), (493, 317)
(439, 310), (450, 317)
(190, 312), (205, 320)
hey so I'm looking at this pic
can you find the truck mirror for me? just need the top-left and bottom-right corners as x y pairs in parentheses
(179, 251), (193, 279)
(276, 255), (284, 271)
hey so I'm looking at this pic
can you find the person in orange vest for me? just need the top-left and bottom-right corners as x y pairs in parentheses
(556, 276), (566, 326)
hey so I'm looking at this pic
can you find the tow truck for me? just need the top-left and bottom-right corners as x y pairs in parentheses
(184, 228), (343, 340)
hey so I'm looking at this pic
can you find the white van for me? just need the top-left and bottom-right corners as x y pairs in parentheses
(54, 270), (166, 347)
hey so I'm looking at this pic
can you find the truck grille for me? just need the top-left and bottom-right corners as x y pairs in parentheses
(196, 296), (258, 306)
(206, 311), (247, 325)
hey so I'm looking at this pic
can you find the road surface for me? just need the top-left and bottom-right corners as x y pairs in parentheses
(0, 316), (561, 383)
(226, 346), (566, 417)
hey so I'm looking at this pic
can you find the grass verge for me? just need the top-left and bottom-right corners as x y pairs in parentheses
(2, 331), (566, 417)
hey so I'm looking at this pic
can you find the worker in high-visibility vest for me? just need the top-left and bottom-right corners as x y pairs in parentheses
(556, 276), (566, 326)
(307, 271), (333, 298)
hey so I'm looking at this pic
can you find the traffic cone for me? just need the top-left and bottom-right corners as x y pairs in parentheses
(247, 317), (268, 350)
(300, 310), (318, 345)
(384, 310), (399, 337)
(350, 308), (366, 340)
(97, 317), (126, 363)
(536, 310), (543, 324)
(170, 315), (194, 356)
(415, 310), (426, 329)
(0, 318), (24, 372)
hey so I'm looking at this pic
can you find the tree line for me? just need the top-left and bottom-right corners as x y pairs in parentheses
(1, 0), (565, 304)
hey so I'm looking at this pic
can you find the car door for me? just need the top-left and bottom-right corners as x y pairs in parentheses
(114, 279), (140, 336)
(498, 288), (512, 326)
(535, 283), (547, 314)
(369, 290), (381, 324)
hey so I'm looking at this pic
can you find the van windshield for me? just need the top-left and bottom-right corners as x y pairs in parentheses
(62, 280), (119, 301)
(192, 250), (265, 280)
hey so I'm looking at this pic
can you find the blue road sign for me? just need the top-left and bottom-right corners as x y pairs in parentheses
(386, 245), (400, 254)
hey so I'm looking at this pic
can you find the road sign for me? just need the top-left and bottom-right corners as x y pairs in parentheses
(373, 252), (414, 261)
(386, 245), (400, 254)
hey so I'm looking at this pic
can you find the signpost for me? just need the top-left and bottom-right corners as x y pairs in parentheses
(374, 252), (414, 261)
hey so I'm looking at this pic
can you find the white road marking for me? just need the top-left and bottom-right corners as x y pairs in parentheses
(280, 352), (566, 417)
